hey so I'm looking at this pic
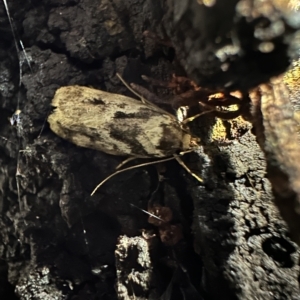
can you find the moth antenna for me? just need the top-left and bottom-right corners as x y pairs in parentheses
(116, 73), (175, 118)
(116, 73), (147, 103)
(181, 109), (214, 124)
(91, 151), (203, 195)
(115, 156), (137, 170)
(91, 156), (177, 195)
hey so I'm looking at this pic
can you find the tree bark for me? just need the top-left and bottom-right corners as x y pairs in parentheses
(0, 0), (299, 299)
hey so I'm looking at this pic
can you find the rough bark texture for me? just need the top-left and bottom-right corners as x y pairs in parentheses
(250, 76), (300, 246)
(0, 0), (299, 299)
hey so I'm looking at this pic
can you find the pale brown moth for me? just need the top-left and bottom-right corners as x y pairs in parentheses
(48, 74), (203, 195)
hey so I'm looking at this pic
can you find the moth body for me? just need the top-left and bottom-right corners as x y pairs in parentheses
(48, 86), (193, 158)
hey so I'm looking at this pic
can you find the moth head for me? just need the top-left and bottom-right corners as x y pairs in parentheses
(181, 133), (200, 151)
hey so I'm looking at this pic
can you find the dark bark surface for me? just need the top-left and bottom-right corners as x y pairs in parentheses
(163, 0), (300, 90)
(0, 0), (299, 299)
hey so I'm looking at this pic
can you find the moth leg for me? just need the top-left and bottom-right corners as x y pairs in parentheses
(211, 108), (243, 120)
(202, 92), (251, 120)
(116, 156), (137, 170)
(184, 92), (247, 121)
(173, 154), (203, 183)
(181, 109), (215, 125)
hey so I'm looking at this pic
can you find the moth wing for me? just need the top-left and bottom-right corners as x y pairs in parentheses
(48, 86), (178, 157)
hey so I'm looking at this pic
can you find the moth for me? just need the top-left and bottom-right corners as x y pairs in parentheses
(48, 75), (202, 194)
